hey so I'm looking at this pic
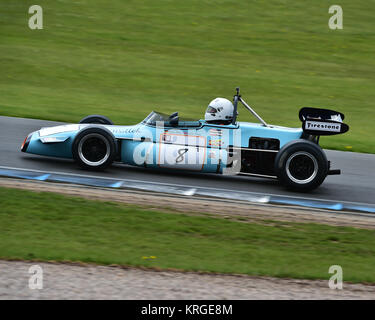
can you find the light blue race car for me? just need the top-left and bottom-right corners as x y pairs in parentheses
(21, 88), (349, 191)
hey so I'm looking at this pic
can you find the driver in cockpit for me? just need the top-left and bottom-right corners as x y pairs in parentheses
(204, 98), (235, 125)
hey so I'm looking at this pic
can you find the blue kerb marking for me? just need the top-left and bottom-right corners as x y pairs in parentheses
(48, 174), (123, 188)
(110, 181), (123, 188)
(0, 169), (50, 181)
(34, 174), (50, 181)
(269, 197), (375, 214)
(344, 204), (375, 214)
(270, 198), (344, 211)
(0, 168), (375, 214)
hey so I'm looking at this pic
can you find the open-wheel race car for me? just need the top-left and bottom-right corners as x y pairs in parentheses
(21, 88), (349, 191)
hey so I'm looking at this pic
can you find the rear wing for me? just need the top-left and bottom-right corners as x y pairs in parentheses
(299, 107), (349, 136)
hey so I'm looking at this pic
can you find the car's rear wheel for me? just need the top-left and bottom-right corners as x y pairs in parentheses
(274, 140), (328, 192)
(79, 115), (114, 125)
(72, 127), (117, 170)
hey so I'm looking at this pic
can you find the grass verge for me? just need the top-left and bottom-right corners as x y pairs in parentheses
(1, 187), (375, 283)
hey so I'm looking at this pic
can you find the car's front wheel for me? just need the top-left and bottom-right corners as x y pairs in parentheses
(72, 127), (117, 170)
(274, 140), (328, 192)
(79, 115), (114, 125)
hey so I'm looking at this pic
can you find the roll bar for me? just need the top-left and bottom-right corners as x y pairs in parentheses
(232, 87), (269, 127)
(232, 87), (239, 124)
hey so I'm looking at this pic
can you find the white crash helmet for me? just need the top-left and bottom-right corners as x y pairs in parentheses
(205, 97), (234, 122)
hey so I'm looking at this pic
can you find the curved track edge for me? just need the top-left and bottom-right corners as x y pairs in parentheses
(1, 166), (374, 214)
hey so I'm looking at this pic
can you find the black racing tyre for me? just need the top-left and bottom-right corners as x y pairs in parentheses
(79, 115), (114, 125)
(274, 139), (328, 192)
(72, 127), (117, 171)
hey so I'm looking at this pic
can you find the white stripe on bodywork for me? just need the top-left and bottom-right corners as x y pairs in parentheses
(40, 137), (69, 143)
(39, 124), (81, 137)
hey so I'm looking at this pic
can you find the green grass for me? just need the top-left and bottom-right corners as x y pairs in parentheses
(1, 187), (375, 283)
(0, 1), (374, 153)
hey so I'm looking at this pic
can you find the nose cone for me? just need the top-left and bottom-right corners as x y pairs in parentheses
(21, 133), (33, 152)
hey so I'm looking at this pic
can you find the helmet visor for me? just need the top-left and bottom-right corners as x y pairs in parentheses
(206, 106), (217, 114)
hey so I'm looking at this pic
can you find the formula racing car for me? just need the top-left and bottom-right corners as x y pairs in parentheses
(21, 88), (349, 191)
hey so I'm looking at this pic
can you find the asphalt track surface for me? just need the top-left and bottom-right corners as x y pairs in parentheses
(1, 116), (374, 205)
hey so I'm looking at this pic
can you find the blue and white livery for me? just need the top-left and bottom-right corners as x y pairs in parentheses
(21, 88), (349, 191)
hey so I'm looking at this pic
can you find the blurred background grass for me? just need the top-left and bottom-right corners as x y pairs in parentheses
(0, 0), (374, 152)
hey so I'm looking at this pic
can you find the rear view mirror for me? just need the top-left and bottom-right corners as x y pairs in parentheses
(169, 112), (178, 119)
(169, 115), (179, 126)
